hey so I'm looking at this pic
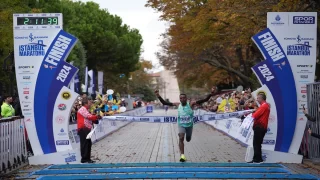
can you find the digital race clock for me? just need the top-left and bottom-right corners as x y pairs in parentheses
(13, 13), (63, 30)
(17, 17), (59, 25)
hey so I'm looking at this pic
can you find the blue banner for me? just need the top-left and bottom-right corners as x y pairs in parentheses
(74, 72), (80, 93)
(251, 60), (284, 149)
(46, 61), (78, 152)
(252, 28), (297, 152)
(34, 30), (78, 154)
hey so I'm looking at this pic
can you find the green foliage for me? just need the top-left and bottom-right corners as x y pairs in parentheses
(0, 0), (146, 96)
(132, 85), (157, 102)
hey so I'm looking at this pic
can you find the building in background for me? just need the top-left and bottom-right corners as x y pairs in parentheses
(149, 69), (180, 103)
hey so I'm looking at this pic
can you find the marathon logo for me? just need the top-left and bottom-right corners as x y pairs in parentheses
(257, 32), (285, 62)
(44, 35), (72, 67)
(19, 40), (46, 56)
(293, 16), (315, 24)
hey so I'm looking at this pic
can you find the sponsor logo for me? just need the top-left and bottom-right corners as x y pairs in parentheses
(58, 103), (67, 111)
(263, 139), (275, 145)
(302, 94), (306, 98)
(266, 128), (273, 135)
(164, 116), (177, 123)
(299, 117), (304, 121)
(297, 65), (313, 68)
(228, 112), (239, 117)
(23, 109), (32, 111)
(154, 118), (161, 122)
(61, 91), (71, 100)
(24, 96), (29, 100)
(17, 33), (48, 56)
(293, 16), (315, 24)
(25, 118), (32, 123)
(58, 128), (67, 136)
(22, 101), (31, 104)
(56, 115), (65, 124)
(268, 114), (276, 123)
(23, 91), (29, 94)
(301, 75), (308, 79)
(24, 112), (32, 116)
(18, 66), (34, 69)
(262, 154), (267, 161)
(208, 115), (216, 120)
(24, 105), (29, 107)
(23, 76), (31, 80)
(56, 140), (69, 145)
(286, 35), (312, 56)
(271, 15), (284, 26)
(63, 153), (76, 163)
(140, 118), (149, 122)
(301, 90), (307, 93)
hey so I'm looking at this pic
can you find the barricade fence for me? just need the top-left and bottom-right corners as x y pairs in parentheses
(0, 116), (27, 174)
(306, 83), (320, 160)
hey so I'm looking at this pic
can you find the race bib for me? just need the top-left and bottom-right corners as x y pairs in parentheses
(180, 116), (192, 124)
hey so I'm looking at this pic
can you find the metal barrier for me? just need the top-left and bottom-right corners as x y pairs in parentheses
(306, 83), (320, 160)
(0, 117), (27, 174)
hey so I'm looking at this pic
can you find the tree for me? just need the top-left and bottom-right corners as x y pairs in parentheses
(146, 0), (320, 88)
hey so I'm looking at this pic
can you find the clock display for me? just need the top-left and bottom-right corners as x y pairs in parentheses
(17, 17), (59, 25)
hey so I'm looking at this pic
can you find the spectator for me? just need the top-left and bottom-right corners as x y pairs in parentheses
(1, 95), (15, 118)
(308, 128), (320, 139)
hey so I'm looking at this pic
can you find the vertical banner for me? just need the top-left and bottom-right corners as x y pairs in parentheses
(14, 28), (62, 155)
(46, 61), (78, 152)
(33, 30), (78, 154)
(69, 61), (75, 91)
(98, 71), (103, 94)
(88, 70), (93, 95)
(267, 12), (317, 154)
(84, 66), (88, 93)
(251, 61), (282, 150)
(252, 28), (297, 153)
(74, 73), (80, 94)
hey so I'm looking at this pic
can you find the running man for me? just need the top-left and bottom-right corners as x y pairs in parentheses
(155, 87), (218, 162)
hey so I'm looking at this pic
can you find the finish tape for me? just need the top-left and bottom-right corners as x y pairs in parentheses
(102, 110), (253, 124)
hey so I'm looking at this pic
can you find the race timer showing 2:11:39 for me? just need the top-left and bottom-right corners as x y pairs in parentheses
(17, 17), (59, 25)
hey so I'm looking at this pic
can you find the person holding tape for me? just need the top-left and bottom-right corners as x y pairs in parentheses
(77, 97), (101, 163)
(247, 93), (270, 164)
(155, 87), (218, 162)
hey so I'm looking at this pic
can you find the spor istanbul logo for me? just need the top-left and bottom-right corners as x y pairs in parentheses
(285, 35), (313, 56)
(16, 33), (48, 57)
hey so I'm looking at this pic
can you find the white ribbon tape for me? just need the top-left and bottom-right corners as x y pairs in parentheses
(102, 110), (253, 124)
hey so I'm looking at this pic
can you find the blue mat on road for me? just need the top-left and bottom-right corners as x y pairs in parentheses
(18, 162), (318, 179)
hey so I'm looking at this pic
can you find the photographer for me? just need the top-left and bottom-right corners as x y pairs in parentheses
(77, 97), (101, 163)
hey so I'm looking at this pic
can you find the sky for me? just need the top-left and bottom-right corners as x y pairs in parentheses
(78, 0), (167, 72)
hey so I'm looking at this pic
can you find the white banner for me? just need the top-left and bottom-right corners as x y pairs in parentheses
(98, 71), (103, 94)
(14, 26), (61, 156)
(53, 86), (79, 152)
(267, 12), (317, 154)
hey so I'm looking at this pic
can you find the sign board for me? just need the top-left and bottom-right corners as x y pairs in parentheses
(13, 13), (79, 156)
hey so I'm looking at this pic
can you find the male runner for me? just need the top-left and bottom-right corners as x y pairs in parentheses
(155, 87), (218, 162)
